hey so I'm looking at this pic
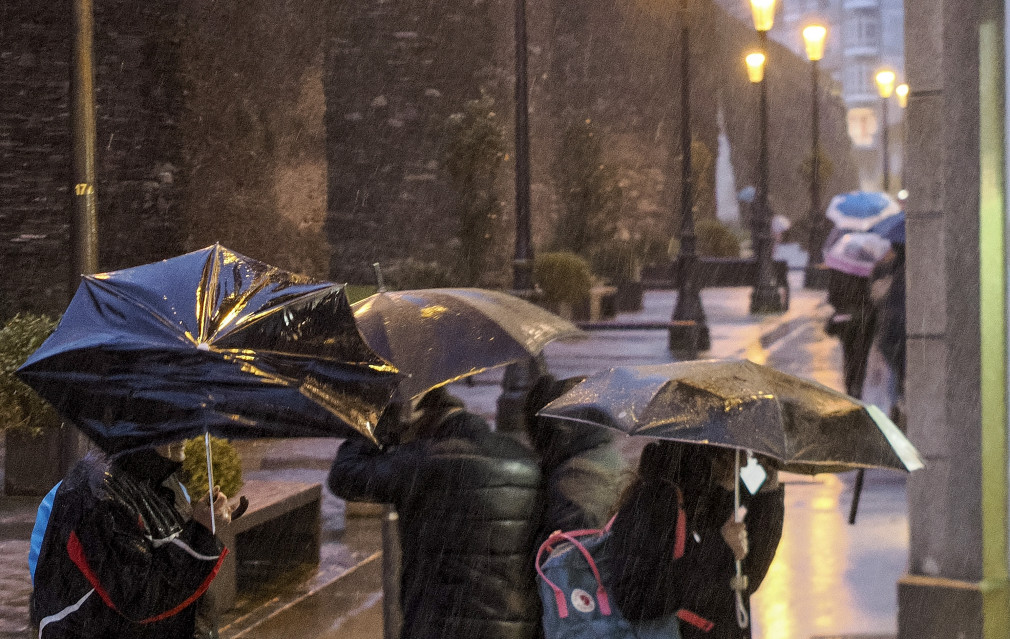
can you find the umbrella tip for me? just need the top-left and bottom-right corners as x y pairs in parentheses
(196, 342), (211, 351)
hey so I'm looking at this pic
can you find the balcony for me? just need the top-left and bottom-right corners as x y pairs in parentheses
(843, 0), (879, 8)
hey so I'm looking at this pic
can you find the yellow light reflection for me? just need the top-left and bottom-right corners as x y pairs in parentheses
(420, 304), (449, 319)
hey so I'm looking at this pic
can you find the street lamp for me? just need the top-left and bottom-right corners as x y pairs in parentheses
(511, 0), (534, 297)
(802, 24), (827, 290)
(895, 82), (908, 191)
(875, 69), (896, 193)
(748, 0), (784, 314)
(669, 0), (710, 355)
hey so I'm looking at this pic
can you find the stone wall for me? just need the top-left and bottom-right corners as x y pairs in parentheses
(1, 0), (183, 316)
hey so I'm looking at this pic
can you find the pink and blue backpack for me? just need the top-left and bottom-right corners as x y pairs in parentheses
(535, 489), (713, 639)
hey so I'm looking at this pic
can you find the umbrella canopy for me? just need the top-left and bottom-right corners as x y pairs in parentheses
(353, 288), (583, 401)
(826, 191), (902, 232)
(870, 211), (906, 245)
(823, 231), (893, 278)
(537, 359), (923, 474)
(17, 244), (398, 452)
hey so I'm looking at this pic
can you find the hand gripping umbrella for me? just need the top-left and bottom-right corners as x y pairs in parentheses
(352, 287), (583, 402)
(538, 359), (923, 628)
(17, 245), (398, 529)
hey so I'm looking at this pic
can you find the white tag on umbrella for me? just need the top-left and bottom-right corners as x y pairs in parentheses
(739, 452), (767, 495)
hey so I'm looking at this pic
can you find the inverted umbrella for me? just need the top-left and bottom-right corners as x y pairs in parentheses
(823, 231), (892, 278)
(17, 244), (399, 453)
(825, 191), (902, 232)
(352, 288), (583, 401)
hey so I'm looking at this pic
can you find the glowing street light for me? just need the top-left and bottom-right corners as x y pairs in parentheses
(747, 0), (783, 313)
(802, 24), (828, 289)
(876, 69), (896, 192)
(896, 82), (909, 109)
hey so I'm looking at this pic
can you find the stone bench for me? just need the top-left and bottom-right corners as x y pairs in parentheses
(209, 480), (321, 613)
(642, 257), (790, 310)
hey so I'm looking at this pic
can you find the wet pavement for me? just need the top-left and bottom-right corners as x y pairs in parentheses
(0, 272), (906, 639)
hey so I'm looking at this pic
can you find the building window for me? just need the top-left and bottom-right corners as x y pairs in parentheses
(844, 60), (875, 96)
(847, 107), (878, 148)
(846, 8), (880, 48)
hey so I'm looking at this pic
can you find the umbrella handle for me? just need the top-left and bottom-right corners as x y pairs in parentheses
(733, 450), (749, 629)
(205, 431), (216, 536)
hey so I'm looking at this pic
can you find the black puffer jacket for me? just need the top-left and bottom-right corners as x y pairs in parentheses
(31, 449), (226, 639)
(328, 411), (544, 639)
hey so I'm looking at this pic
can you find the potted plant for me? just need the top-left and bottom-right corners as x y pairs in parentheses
(0, 313), (72, 496)
(590, 240), (644, 313)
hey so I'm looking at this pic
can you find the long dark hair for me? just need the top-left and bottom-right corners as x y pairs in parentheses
(607, 442), (722, 621)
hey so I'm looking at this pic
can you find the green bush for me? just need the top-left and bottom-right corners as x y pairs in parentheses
(181, 435), (244, 500)
(589, 241), (639, 283)
(443, 91), (507, 286)
(696, 219), (741, 258)
(0, 314), (61, 435)
(551, 119), (622, 257)
(344, 284), (377, 305)
(534, 252), (592, 306)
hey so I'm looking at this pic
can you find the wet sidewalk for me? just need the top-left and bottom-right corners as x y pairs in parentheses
(0, 273), (905, 639)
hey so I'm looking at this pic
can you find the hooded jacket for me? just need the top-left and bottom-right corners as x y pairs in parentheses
(328, 408), (544, 639)
(31, 449), (227, 639)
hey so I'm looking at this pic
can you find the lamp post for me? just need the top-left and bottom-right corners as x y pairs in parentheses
(71, 0), (99, 295)
(875, 69), (896, 193)
(895, 82), (908, 193)
(748, 0), (784, 314)
(511, 0), (534, 297)
(801, 24), (827, 290)
(668, 0), (710, 355)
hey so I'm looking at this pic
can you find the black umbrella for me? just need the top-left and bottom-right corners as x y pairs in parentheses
(538, 358), (923, 629)
(352, 288), (583, 401)
(537, 359), (922, 473)
(17, 244), (399, 453)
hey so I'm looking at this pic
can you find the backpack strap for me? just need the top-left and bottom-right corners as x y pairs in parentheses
(536, 528), (612, 619)
(676, 609), (715, 632)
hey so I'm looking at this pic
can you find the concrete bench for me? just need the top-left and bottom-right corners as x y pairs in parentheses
(587, 285), (618, 321)
(209, 480), (321, 613)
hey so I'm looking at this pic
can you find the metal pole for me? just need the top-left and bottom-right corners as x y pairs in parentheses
(881, 96), (891, 192)
(382, 505), (403, 638)
(512, 0), (534, 297)
(63, 0), (99, 474)
(803, 59), (825, 289)
(750, 30), (784, 313)
(669, 0), (709, 355)
(71, 0), (99, 291)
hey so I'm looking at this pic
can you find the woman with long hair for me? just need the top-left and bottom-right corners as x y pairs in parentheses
(607, 442), (784, 639)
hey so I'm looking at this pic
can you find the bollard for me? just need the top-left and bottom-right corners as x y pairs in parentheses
(495, 354), (548, 432)
(382, 504), (402, 639)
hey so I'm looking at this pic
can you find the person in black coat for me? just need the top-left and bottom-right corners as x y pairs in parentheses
(608, 442), (784, 639)
(30, 444), (231, 639)
(328, 388), (545, 639)
(523, 374), (624, 541)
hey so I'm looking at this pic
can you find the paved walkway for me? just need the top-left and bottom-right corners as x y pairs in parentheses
(0, 273), (907, 639)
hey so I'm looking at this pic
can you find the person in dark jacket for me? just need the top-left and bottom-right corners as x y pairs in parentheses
(608, 442), (784, 639)
(328, 387), (544, 639)
(30, 443), (230, 639)
(826, 268), (876, 398)
(523, 374), (623, 540)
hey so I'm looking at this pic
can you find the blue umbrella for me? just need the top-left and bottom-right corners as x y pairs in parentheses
(870, 211), (905, 244)
(826, 191), (902, 232)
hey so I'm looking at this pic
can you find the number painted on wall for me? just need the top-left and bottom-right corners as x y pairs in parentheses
(74, 183), (95, 196)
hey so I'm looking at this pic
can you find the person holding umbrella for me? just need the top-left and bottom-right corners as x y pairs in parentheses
(608, 442), (784, 639)
(30, 441), (233, 639)
(328, 386), (545, 639)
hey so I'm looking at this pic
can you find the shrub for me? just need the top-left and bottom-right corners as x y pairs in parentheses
(551, 119), (622, 257)
(696, 219), (741, 258)
(181, 435), (244, 500)
(0, 314), (61, 435)
(590, 241), (639, 283)
(534, 252), (592, 306)
(443, 91), (506, 286)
